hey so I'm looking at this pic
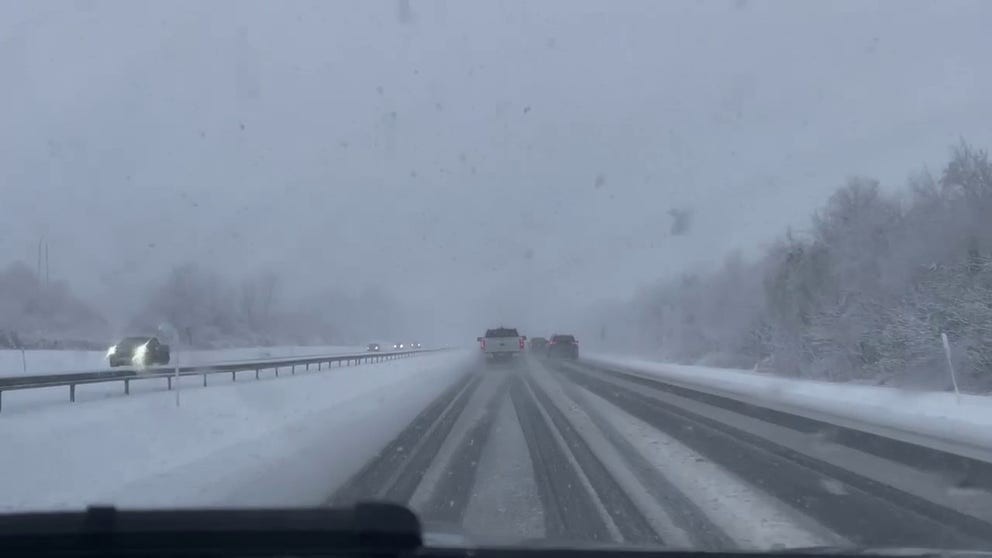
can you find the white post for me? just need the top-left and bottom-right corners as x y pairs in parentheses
(21, 349), (27, 374)
(157, 322), (181, 408)
(941, 332), (960, 404)
(174, 348), (181, 407)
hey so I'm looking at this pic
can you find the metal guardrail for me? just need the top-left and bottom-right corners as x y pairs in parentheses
(0, 349), (439, 413)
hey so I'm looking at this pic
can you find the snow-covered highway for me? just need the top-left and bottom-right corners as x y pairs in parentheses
(3, 351), (992, 550)
(330, 356), (992, 549)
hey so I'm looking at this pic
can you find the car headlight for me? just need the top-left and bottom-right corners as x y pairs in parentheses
(106, 345), (117, 358)
(132, 343), (148, 365)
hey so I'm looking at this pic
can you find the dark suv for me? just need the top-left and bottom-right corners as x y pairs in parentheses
(529, 337), (548, 352)
(547, 334), (578, 359)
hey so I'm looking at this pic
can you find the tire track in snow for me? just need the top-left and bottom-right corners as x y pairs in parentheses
(422, 374), (512, 524)
(559, 362), (992, 549)
(542, 360), (736, 549)
(509, 372), (615, 544)
(328, 370), (480, 506)
(520, 371), (664, 546)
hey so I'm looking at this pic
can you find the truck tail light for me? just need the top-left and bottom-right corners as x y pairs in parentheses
(519, 338), (525, 350)
(481, 339), (486, 351)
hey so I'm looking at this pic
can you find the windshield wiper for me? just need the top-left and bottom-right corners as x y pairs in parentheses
(0, 501), (421, 555)
(5, 505), (992, 558)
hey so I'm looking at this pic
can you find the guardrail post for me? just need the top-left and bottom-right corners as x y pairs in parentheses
(0, 390), (3, 413)
(291, 364), (295, 375)
(306, 363), (310, 371)
(167, 376), (172, 390)
(69, 384), (75, 402)
(318, 362), (322, 371)
(255, 369), (259, 380)
(275, 367), (279, 377)
(124, 379), (130, 395)
(202, 374), (207, 387)
(232, 371), (236, 382)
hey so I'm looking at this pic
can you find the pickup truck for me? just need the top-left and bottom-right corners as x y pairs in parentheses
(477, 327), (526, 361)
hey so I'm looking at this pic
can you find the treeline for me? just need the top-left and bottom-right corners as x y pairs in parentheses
(126, 263), (410, 347)
(0, 261), (408, 349)
(0, 262), (109, 349)
(610, 144), (992, 391)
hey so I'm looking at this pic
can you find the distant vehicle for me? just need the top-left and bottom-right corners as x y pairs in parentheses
(529, 337), (548, 352)
(392, 342), (406, 350)
(547, 334), (579, 360)
(107, 336), (170, 367)
(477, 327), (526, 361)
(367, 343), (381, 352)
(410, 342), (423, 349)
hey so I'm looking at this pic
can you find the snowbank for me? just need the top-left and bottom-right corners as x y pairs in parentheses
(0, 345), (364, 377)
(586, 354), (992, 463)
(0, 350), (472, 511)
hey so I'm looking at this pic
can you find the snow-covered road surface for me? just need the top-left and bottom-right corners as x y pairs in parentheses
(584, 353), (992, 464)
(328, 357), (992, 550)
(4, 353), (992, 551)
(0, 351), (471, 511)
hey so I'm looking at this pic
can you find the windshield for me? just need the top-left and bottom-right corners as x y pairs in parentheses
(3, 0), (992, 553)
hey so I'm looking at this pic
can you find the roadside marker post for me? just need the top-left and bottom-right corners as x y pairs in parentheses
(941, 332), (960, 404)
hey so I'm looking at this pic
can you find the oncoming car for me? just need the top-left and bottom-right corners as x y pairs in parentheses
(107, 336), (171, 367)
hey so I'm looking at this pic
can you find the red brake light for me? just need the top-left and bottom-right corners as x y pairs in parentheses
(481, 338), (486, 350)
(519, 338), (525, 349)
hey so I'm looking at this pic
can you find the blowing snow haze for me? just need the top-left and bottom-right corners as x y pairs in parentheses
(2, 1), (990, 346)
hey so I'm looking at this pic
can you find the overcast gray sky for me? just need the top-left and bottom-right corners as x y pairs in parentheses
(2, 0), (991, 339)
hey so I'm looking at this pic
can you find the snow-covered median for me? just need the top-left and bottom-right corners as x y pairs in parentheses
(586, 354), (992, 464)
(0, 350), (472, 511)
